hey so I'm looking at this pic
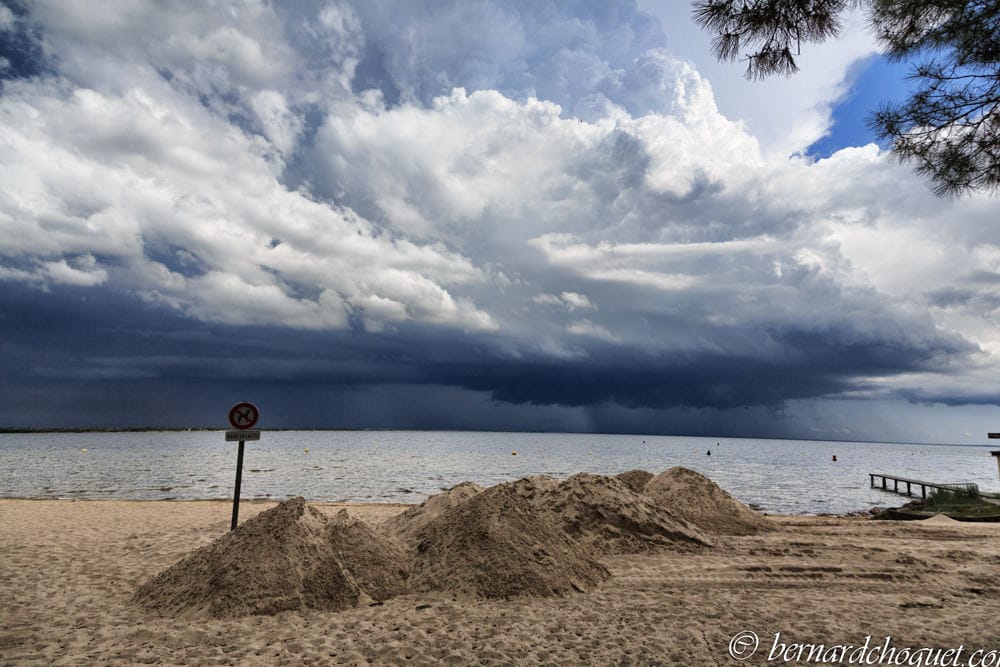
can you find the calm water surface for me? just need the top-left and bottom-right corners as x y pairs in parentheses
(1, 431), (997, 515)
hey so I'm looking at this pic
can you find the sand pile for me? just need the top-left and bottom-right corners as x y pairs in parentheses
(538, 473), (712, 554)
(615, 469), (654, 493)
(644, 467), (776, 536)
(135, 468), (776, 615)
(384, 481), (483, 547)
(407, 482), (611, 599)
(133, 497), (406, 618)
(326, 510), (409, 603)
(504, 474), (560, 503)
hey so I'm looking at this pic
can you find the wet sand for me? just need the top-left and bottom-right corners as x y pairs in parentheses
(2, 498), (999, 665)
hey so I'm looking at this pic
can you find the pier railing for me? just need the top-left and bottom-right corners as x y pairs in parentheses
(868, 473), (983, 500)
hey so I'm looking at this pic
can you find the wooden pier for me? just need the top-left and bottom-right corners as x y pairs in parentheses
(869, 473), (978, 499)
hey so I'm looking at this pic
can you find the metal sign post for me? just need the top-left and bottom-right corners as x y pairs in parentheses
(227, 402), (260, 530)
(231, 437), (247, 531)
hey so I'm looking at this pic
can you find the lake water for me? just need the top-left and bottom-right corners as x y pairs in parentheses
(1, 430), (997, 515)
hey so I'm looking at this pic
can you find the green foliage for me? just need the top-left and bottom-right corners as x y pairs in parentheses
(924, 483), (981, 510)
(693, 0), (854, 79)
(692, 0), (1000, 196)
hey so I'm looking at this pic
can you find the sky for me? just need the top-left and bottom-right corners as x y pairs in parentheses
(2, 0), (1000, 444)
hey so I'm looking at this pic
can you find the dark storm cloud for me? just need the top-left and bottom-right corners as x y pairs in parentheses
(0, 279), (977, 429)
(449, 325), (975, 410)
(0, 1), (50, 82)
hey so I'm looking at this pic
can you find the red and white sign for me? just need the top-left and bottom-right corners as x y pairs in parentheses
(228, 402), (259, 430)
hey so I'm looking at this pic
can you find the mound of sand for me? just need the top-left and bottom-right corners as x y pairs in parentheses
(385, 481), (483, 547)
(326, 509), (409, 603)
(614, 469), (654, 494)
(921, 513), (962, 525)
(408, 482), (610, 600)
(134, 498), (406, 618)
(539, 473), (712, 554)
(134, 469), (773, 615)
(504, 474), (560, 503)
(644, 467), (776, 536)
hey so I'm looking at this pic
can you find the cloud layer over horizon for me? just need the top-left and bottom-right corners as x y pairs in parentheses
(3, 0), (1000, 440)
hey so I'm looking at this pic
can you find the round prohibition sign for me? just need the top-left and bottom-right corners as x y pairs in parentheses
(228, 402), (259, 430)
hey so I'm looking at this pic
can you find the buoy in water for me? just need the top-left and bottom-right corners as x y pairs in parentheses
(81, 448), (88, 452)
(304, 448), (309, 453)
(511, 451), (517, 456)
(832, 455), (837, 462)
(706, 450), (711, 456)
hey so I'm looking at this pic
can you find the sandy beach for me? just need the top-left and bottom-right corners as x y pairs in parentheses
(3, 486), (1000, 665)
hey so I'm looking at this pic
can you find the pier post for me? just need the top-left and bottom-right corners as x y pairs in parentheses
(987, 434), (1000, 482)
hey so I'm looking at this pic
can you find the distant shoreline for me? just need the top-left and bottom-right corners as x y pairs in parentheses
(0, 427), (993, 447)
(0, 427), (364, 434)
